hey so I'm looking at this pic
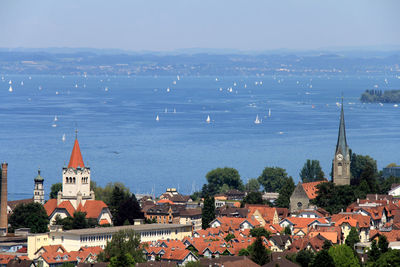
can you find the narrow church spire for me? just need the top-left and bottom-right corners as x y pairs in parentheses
(335, 96), (349, 157)
(68, 134), (85, 169)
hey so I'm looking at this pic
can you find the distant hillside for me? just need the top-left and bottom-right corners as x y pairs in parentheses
(0, 50), (399, 75)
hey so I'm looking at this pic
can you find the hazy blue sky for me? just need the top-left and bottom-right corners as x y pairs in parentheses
(0, 0), (399, 51)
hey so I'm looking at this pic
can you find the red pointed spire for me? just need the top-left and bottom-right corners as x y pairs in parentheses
(68, 137), (85, 169)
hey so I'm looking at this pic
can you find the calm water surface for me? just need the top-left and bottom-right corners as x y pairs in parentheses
(0, 74), (400, 199)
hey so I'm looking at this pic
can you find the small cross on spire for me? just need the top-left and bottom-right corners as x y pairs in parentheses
(75, 128), (78, 139)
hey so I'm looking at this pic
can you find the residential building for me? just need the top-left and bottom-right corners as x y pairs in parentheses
(27, 224), (192, 259)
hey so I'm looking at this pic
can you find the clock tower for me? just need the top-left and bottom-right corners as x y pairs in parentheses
(333, 98), (351, 185)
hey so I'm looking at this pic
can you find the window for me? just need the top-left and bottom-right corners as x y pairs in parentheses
(297, 202), (303, 208)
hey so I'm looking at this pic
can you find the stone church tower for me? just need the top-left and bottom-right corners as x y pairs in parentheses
(34, 169), (45, 204)
(58, 132), (95, 209)
(332, 98), (351, 185)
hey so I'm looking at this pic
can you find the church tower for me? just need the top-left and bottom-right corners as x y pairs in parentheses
(332, 98), (351, 185)
(33, 169), (45, 204)
(60, 131), (94, 208)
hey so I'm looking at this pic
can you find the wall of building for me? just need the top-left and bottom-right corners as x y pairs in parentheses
(28, 224), (192, 259)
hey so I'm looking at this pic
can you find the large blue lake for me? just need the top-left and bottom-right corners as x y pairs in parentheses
(1, 74), (400, 200)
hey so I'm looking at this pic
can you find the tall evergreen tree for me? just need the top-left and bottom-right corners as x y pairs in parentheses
(114, 194), (144, 226)
(368, 240), (381, 263)
(201, 196), (215, 229)
(378, 235), (389, 254)
(250, 236), (270, 265)
(345, 227), (360, 250)
(275, 177), (295, 208)
(300, 159), (325, 182)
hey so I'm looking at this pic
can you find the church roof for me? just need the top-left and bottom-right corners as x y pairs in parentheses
(336, 98), (349, 157)
(68, 138), (85, 169)
(34, 169), (44, 182)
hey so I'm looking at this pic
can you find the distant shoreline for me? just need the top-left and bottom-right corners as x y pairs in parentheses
(360, 89), (400, 103)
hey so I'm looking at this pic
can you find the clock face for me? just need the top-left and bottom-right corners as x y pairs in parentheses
(336, 154), (343, 161)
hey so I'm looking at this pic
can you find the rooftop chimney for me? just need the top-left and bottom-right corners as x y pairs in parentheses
(0, 163), (8, 235)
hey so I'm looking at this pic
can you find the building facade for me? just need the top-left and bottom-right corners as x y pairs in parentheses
(33, 169), (45, 205)
(27, 224), (192, 259)
(332, 98), (351, 186)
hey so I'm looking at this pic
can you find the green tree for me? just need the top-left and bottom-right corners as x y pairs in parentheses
(281, 226), (292, 235)
(9, 203), (49, 233)
(345, 227), (360, 250)
(91, 181), (131, 206)
(378, 235), (389, 254)
(300, 159), (325, 182)
(296, 250), (315, 267)
(250, 236), (270, 265)
(49, 183), (62, 199)
(328, 245), (359, 267)
(375, 249), (400, 267)
(202, 196), (215, 229)
(97, 229), (144, 265)
(274, 177), (295, 208)
(109, 185), (130, 224)
(190, 191), (201, 201)
(258, 167), (290, 192)
(250, 227), (271, 238)
(245, 178), (260, 191)
(350, 153), (377, 185)
(60, 263), (75, 267)
(241, 191), (263, 207)
(109, 253), (135, 267)
(379, 176), (400, 195)
(238, 248), (250, 256)
(72, 211), (88, 229)
(203, 167), (244, 196)
(114, 194), (144, 226)
(55, 211), (97, 230)
(311, 250), (334, 267)
(368, 240), (381, 263)
(224, 233), (235, 242)
(312, 182), (357, 214)
(322, 239), (332, 250)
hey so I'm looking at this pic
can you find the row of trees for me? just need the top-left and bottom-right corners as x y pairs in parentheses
(199, 160), (326, 199)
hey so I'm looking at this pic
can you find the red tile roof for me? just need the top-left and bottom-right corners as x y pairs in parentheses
(301, 181), (326, 199)
(246, 205), (277, 224)
(370, 229), (400, 242)
(58, 201), (76, 217)
(330, 213), (371, 228)
(43, 199), (58, 216)
(68, 138), (85, 169)
(78, 200), (108, 219)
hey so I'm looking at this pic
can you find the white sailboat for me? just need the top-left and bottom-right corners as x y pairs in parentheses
(54, 115), (58, 122)
(206, 115), (211, 123)
(20, 81), (24, 86)
(52, 123), (57, 128)
(62, 134), (66, 142)
(8, 80), (12, 85)
(164, 108), (168, 113)
(8, 85), (13, 92)
(173, 108), (176, 113)
(268, 108), (271, 117)
(254, 115), (261, 124)
(156, 115), (160, 122)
